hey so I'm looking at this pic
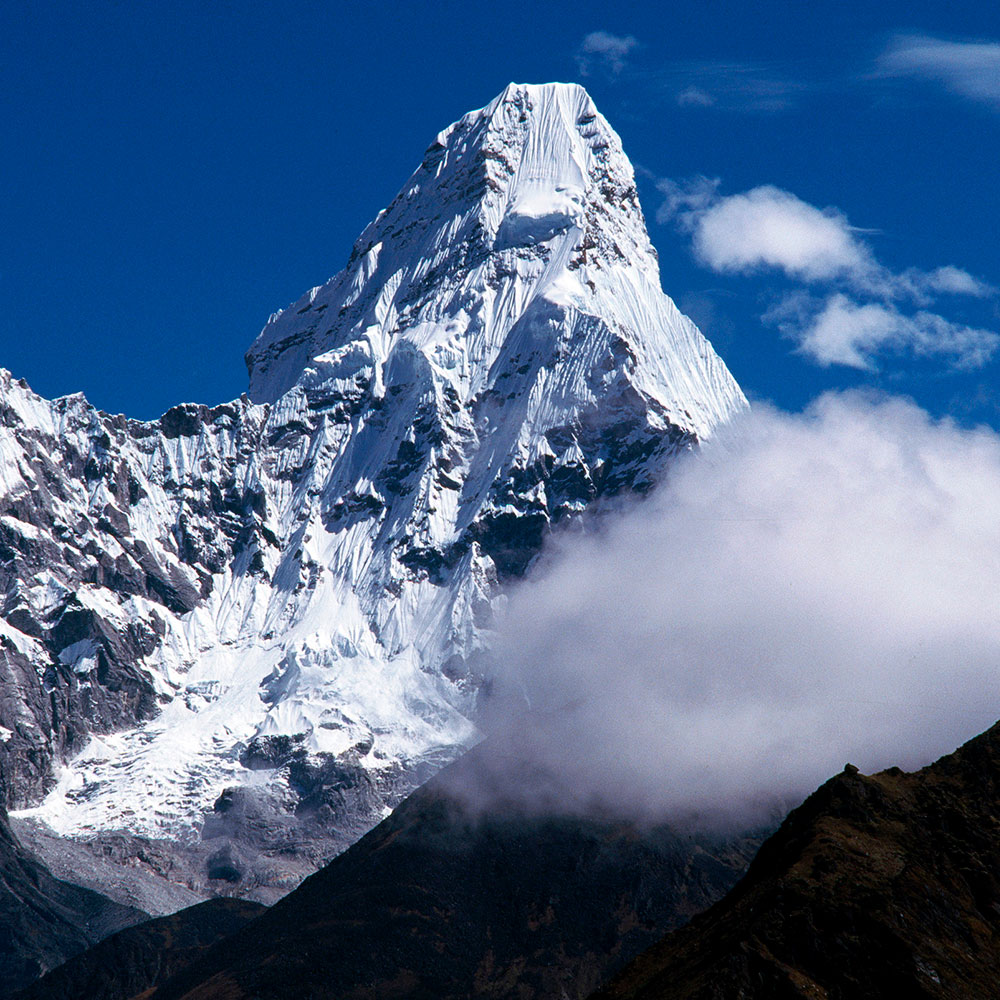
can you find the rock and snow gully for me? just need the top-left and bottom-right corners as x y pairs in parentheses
(0, 82), (746, 904)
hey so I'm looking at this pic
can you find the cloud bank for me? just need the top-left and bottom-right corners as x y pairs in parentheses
(658, 178), (998, 370)
(468, 393), (1000, 828)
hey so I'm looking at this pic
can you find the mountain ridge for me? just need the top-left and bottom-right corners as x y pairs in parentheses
(591, 721), (1000, 999)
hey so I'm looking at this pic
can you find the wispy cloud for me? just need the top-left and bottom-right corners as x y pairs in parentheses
(904, 264), (997, 300)
(575, 31), (638, 77)
(658, 178), (998, 370)
(666, 61), (810, 112)
(572, 36), (811, 112)
(579, 33), (1000, 115)
(676, 85), (715, 108)
(877, 34), (1000, 109)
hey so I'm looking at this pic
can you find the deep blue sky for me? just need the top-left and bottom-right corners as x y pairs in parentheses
(4, 1), (1000, 423)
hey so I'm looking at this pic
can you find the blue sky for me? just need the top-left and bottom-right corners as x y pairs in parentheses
(4, 1), (1000, 423)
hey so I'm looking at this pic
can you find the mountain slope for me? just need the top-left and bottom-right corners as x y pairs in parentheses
(592, 722), (1000, 1000)
(2, 82), (745, 898)
(0, 804), (145, 998)
(120, 744), (764, 1000)
(13, 898), (264, 1000)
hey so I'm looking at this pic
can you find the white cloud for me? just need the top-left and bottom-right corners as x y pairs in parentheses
(660, 182), (877, 284)
(658, 180), (996, 301)
(657, 178), (998, 369)
(462, 394), (1000, 826)
(575, 31), (638, 77)
(918, 265), (996, 298)
(878, 35), (1000, 108)
(769, 292), (1000, 370)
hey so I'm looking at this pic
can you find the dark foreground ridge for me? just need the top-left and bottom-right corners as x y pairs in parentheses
(13, 898), (264, 1000)
(0, 805), (145, 998)
(593, 720), (1000, 1000)
(33, 742), (763, 1000)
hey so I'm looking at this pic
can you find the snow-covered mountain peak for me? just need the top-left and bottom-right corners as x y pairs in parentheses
(4, 85), (747, 902)
(245, 82), (661, 408)
(436, 80), (636, 242)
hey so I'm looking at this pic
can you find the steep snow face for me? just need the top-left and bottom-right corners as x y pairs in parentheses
(4, 83), (746, 894)
(247, 83), (742, 435)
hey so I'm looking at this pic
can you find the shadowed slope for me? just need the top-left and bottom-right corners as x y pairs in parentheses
(140, 745), (765, 1000)
(0, 806), (145, 998)
(593, 721), (1000, 1000)
(13, 898), (265, 1000)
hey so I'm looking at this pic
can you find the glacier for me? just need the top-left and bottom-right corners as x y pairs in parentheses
(1, 82), (746, 901)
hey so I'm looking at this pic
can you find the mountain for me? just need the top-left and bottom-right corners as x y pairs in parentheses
(0, 803), (145, 998)
(1, 81), (745, 901)
(26, 716), (1000, 1000)
(39, 744), (763, 1000)
(592, 722), (1000, 1000)
(13, 898), (264, 1000)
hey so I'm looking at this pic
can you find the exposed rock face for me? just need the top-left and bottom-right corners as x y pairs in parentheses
(1, 82), (745, 899)
(0, 390), (264, 812)
(592, 721), (1000, 1000)
(112, 744), (765, 1000)
(0, 804), (145, 999)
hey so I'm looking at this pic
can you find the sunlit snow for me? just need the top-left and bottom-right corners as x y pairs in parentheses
(8, 83), (745, 846)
